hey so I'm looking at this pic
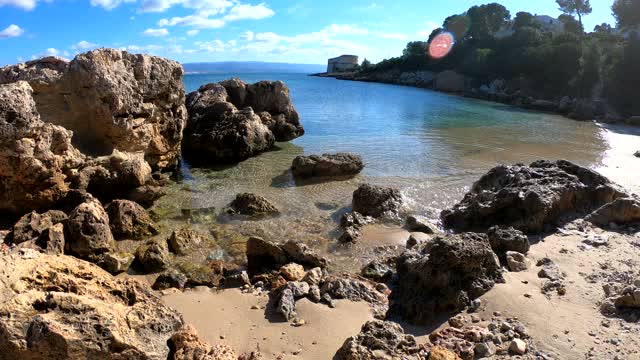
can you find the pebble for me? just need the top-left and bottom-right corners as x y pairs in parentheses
(251, 305), (259, 310)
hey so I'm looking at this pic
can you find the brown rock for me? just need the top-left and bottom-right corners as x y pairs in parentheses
(335, 320), (421, 359)
(352, 183), (403, 219)
(168, 325), (237, 360)
(136, 239), (171, 273)
(167, 228), (210, 255)
(280, 263), (305, 281)
(11, 210), (67, 245)
(291, 153), (364, 178)
(37, 223), (65, 255)
(106, 199), (159, 240)
(65, 198), (115, 257)
(228, 193), (279, 216)
(429, 346), (462, 360)
(586, 197), (640, 226)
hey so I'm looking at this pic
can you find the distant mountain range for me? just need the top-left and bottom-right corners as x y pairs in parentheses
(182, 61), (325, 74)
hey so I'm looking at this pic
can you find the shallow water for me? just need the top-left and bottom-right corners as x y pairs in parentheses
(152, 73), (622, 272)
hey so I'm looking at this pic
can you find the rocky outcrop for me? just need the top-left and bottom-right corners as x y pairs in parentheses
(183, 79), (303, 164)
(65, 198), (115, 258)
(442, 160), (627, 233)
(227, 193), (279, 216)
(0, 249), (184, 359)
(168, 325), (237, 360)
(335, 320), (423, 360)
(105, 199), (159, 240)
(291, 153), (364, 178)
(0, 49), (187, 170)
(392, 233), (503, 324)
(585, 197), (640, 226)
(0, 81), (84, 214)
(352, 184), (403, 219)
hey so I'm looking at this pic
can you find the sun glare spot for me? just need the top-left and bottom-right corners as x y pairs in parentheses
(428, 32), (455, 59)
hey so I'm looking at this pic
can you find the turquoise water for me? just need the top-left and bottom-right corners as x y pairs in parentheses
(156, 73), (608, 271)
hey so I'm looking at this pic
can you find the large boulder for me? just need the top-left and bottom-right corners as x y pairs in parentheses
(352, 184), (403, 219)
(335, 320), (422, 360)
(105, 199), (159, 240)
(0, 49), (187, 170)
(291, 153), (364, 178)
(0, 81), (84, 214)
(0, 250), (184, 359)
(392, 233), (503, 324)
(65, 198), (115, 258)
(441, 160), (626, 233)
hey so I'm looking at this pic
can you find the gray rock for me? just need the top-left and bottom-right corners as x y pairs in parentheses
(321, 275), (388, 308)
(335, 320), (420, 360)
(11, 210), (67, 245)
(106, 199), (159, 240)
(277, 288), (297, 321)
(37, 223), (65, 255)
(338, 226), (361, 244)
(340, 211), (374, 229)
(281, 240), (328, 268)
(475, 342), (496, 358)
(308, 285), (322, 303)
(360, 260), (393, 282)
(291, 153), (364, 178)
(352, 184), (403, 219)
(284, 281), (310, 298)
(224, 271), (250, 288)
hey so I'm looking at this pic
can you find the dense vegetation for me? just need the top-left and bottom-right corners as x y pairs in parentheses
(359, 0), (640, 117)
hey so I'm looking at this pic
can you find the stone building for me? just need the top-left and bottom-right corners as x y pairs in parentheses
(327, 55), (359, 73)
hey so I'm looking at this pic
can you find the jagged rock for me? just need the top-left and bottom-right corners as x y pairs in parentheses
(167, 228), (209, 255)
(11, 210), (67, 244)
(302, 267), (324, 286)
(153, 269), (188, 290)
(279, 263), (305, 281)
(291, 153), (364, 178)
(506, 251), (528, 272)
(281, 240), (329, 268)
(96, 252), (135, 274)
(168, 325), (237, 360)
(283, 281), (310, 298)
(335, 320), (421, 360)
(36, 223), (65, 255)
(586, 197), (640, 226)
(277, 288), (297, 321)
(392, 233), (503, 324)
(106, 199), (159, 240)
(352, 184), (403, 219)
(321, 275), (388, 313)
(127, 185), (167, 208)
(442, 160), (626, 233)
(228, 193), (279, 216)
(246, 237), (288, 274)
(0, 81), (84, 214)
(0, 250), (184, 359)
(397, 71), (434, 87)
(65, 198), (115, 257)
(136, 239), (171, 273)
(224, 271), (250, 288)
(339, 226), (362, 244)
(0, 49), (187, 170)
(486, 226), (529, 259)
(340, 212), (374, 229)
(405, 215), (437, 234)
(308, 285), (322, 303)
(361, 260), (393, 282)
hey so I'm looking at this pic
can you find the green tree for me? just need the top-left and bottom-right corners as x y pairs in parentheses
(559, 14), (584, 35)
(573, 40), (601, 96)
(607, 32), (640, 115)
(513, 12), (535, 30)
(593, 23), (613, 34)
(467, 3), (511, 41)
(443, 14), (470, 40)
(556, 0), (592, 30)
(361, 58), (372, 71)
(612, 0), (640, 29)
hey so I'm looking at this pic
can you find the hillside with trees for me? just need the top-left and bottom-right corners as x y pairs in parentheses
(347, 0), (640, 119)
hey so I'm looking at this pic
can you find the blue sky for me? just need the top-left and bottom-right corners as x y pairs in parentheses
(0, 0), (617, 66)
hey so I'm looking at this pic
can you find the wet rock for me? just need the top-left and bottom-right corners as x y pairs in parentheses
(0, 81), (84, 214)
(405, 215), (437, 234)
(127, 185), (167, 208)
(168, 325), (237, 360)
(136, 239), (171, 273)
(506, 251), (528, 272)
(96, 252), (135, 274)
(291, 153), (364, 178)
(1, 49), (187, 170)
(281, 240), (329, 268)
(167, 228), (209, 255)
(65, 198), (115, 258)
(361, 260), (393, 282)
(442, 160), (626, 233)
(0, 250), (184, 359)
(586, 197), (640, 226)
(11, 210), (67, 245)
(340, 211), (374, 229)
(153, 269), (188, 290)
(246, 236), (288, 274)
(36, 223), (65, 255)
(352, 184), (403, 219)
(338, 226), (362, 244)
(280, 263), (305, 281)
(106, 199), (159, 240)
(180, 206), (216, 223)
(392, 232), (503, 324)
(277, 288), (297, 321)
(228, 193), (279, 216)
(334, 320), (421, 360)
(487, 226), (529, 259)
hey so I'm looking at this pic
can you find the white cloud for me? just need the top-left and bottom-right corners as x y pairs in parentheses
(240, 30), (254, 41)
(222, 2), (274, 21)
(138, 0), (232, 13)
(417, 21), (440, 38)
(158, 14), (225, 29)
(0, 24), (24, 38)
(44, 48), (59, 56)
(72, 40), (98, 50)
(143, 28), (170, 37)
(0, 0), (36, 10)
(186, 29), (199, 36)
(90, 0), (134, 10)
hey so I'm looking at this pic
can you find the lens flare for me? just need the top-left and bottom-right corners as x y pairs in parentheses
(428, 32), (455, 59)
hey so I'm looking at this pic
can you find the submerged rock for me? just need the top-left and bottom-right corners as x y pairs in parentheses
(335, 320), (422, 360)
(0, 49), (187, 170)
(106, 199), (159, 240)
(228, 193), (279, 216)
(0, 250), (184, 359)
(392, 232), (503, 324)
(442, 160), (626, 233)
(352, 184), (403, 219)
(291, 153), (364, 178)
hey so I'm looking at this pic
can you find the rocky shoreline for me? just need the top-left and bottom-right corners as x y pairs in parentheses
(0, 49), (639, 359)
(312, 71), (640, 126)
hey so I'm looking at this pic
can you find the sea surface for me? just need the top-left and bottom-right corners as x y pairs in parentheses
(151, 72), (634, 271)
